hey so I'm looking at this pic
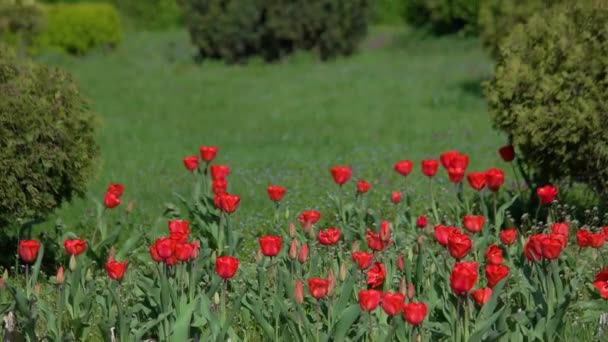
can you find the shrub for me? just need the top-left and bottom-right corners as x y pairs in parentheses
(0, 1), (45, 50)
(108, 0), (182, 30)
(484, 0), (608, 197)
(0, 46), (99, 228)
(478, 0), (560, 58)
(373, 0), (405, 25)
(177, 0), (371, 63)
(403, 0), (480, 35)
(32, 2), (122, 55)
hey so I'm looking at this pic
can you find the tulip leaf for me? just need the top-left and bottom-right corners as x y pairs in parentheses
(133, 311), (172, 341)
(242, 295), (274, 339)
(329, 304), (360, 341)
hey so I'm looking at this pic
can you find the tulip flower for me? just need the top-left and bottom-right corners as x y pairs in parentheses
(366, 262), (386, 289)
(175, 243), (195, 262)
(155, 237), (176, 261)
(391, 191), (402, 204)
(330, 166), (352, 186)
(64, 239), (87, 256)
(447, 231), (472, 260)
(394, 160), (413, 177)
(352, 251), (374, 270)
(356, 180), (371, 194)
(463, 215), (485, 233)
(440, 151), (469, 170)
(199, 146), (218, 163)
(466, 172), (486, 191)
(168, 220), (190, 242)
(542, 235), (564, 260)
(381, 292), (405, 315)
(500, 229), (517, 245)
(18, 240), (41, 264)
(307, 278), (330, 300)
(105, 256), (127, 281)
(104, 183), (124, 209)
(380, 221), (390, 242)
(498, 145), (515, 162)
(416, 215), (428, 228)
(537, 185), (558, 205)
(298, 210), (321, 231)
(524, 234), (545, 262)
(421, 159), (439, 177)
(217, 193), (240, 213)
(577, 229), (591, 248)
(589, 233), (604, 248)
(403, 302), (427, 325)
(471, 287), (492, 306)
(317, 227), (341, 246)
(484, 244), (503, 265)
(366, 230), (390, 252)
(485, 168), (505, 191)
(448, 167), (465, 183)
(212, 180), (228, 195)
(485, 264), (509, 288)
(210, 164), (230, 181)
(593, 267), (608, 299)
(358, 289), (381, 311)
(267, 185), (286, 202)
(259, 235), (282, 257)
(183, 156), (199, 171)
(450, 261), (478, 295)
(216, 256), (239, 279)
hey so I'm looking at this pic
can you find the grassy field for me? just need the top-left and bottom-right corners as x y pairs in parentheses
(37, 27), (504, 250)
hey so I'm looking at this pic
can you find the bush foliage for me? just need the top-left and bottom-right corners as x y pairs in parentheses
(484, 0), (608, 197)
(0, 46), (99, 228)
(373, 0), (405, 24)
(478, 0), (559, 58)
(403, 0), (480, 35)
(178, 0), (371, 63)
(0, 1), (45, 50)
(33, 2), (122, 55)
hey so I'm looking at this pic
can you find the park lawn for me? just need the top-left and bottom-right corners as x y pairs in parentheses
(37, 27), (502, 252)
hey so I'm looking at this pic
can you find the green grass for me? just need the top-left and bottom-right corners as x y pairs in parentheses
(36, 27), (503, 248)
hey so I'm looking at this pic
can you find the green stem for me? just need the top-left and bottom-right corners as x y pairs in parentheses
(222, 279), (227, 326)
(316, 301), (322, 342)
(463, 296), (470, 342)
(56, 285), (64, 339)
(368, 311), (374, 342)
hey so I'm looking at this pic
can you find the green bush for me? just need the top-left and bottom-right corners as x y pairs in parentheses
(373, 0), (405, 25)
(108, 0), (182, 30)
(178, 0), (371, 63)
(478, 0), (559, 58)
(33, 2), (122, 55)
(403, 0), (480, 35)
(0, 1), (45, 50)
(0, 47), (99, 228)
(484, 0), (608, 197)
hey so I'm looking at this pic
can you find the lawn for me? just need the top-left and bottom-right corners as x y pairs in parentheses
(39, 27), (502, 252)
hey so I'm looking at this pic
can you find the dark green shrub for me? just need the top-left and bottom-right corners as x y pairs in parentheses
(178, 0), (371, 63)
(107, 0), (182, 30)
(32, 2), (122, 55)
(373, 0), (405, 24)
(403, 0), (480, 35)
(478, 0), (559, 58)
(0, 1), (45, 50)
(484, 0), (608, 197)
(0, 45), (99, 228)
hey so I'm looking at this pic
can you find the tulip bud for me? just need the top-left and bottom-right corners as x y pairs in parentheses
(328, 268), (336, 297)
(109, 245), (116, 259)
(294, 280), (304, 304)
(417, 235), (424, 246)
(35, 283), (40, 294)
(339, 261), (347, 282)
(399, 277), (406, 295)
(289, 239), (298, 260)
(69, 255), (77, 272)
(308, 226), (315, 239)
(407, 282), (415, 300)
(380, 221), (390, 242)
(289, 222), (296, 238)
(351, 240), (359, 253)
(214, 292), (220, 305)
(298, 243), (308, 264)
(256, 249), (263, 263)
(397, 253), (405, 272)
(126, 200), (135, 215)
(191, 240), (200, 260)
(3, 269), (8, 280)
(408, 248), (414, 262)
(211, 250), (217, 263)
(56, 266), (64, 286)
(303, 222), (312, 234)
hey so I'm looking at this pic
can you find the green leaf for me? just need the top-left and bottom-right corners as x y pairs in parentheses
(329, 304), (360, 340)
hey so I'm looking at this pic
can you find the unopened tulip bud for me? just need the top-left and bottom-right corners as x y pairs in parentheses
(3, 269), (8, 280)
(380, 221), (391, 242)
(351, 240), (359, 253)
(211, 251), (217, 263)
(289, 222), (296, 238)
(191, 240), (200, 260)
(214, 292), (220, 305)
(109, 246), (116, 259)
(35, 283), (40, 294)
(69, 255), (77, 272)
(298, 243), (308, 264)
(289, 239), (298, 260)
(400, 277), (406, 295)
(397, 253), (405, 272)
(408, 282), (415, 300)
(308, 226), (315, 239)
(417, 235), (424, 246)
(294, 280), (304, 304)
(328, 268), (336, 297)
(256, 249), (263, 263)
(339, 262), (347, 282)
(126, 200), (135, 215)
(303, 222), (312, 234)
(56, 266), (64, 286)
(408, 248), (414, 262)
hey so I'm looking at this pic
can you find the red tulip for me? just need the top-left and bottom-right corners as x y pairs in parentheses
(397, 253), (405, 271)
(104, 192), (121, 209)
(210, 164), (230, 181)
(267, 185), (286, 202)
(199, 146), (218, 163)
(500, 229), (517, 245)
(498, 145), (515, 162)
(298, 210), (321, 230)
(294, 280), (304, 304)
(366, 230), (390, 252)
(318, 227), (341, 246)
(175, 243), (195, 262)
(450, 261), (478, 295)
(434, 225), (461, 246)
(537, 185), (558, 205)
(394, 160), (413, 177)
(447, 231), (472, 259)
(356, 180), (371, 194)
(183, 156), (199, 171)
(524, 234), (545, 261)
(330, 166), (352, 186)
(217, 193), (240, 213)
(259, 235), (282, 257)
(593, 267), (608, 299)
(308, 278), (330, 300)
(298, 243), (309, 264)
(485, 264), (509, 288)
(380, 221), (391, 242)
(484, 244), (503, 265)
(155, 237), (176, 260)
(448, 167), (465, 183)
(358, 289), (381, 311)
(216, 256), (239, 279)
(602, 226), (608, 240)
(463, 215), (485, 233)
(577, 229), (591, 248)
(168, 219), (190, 242)
(18, 240), (41, 264)
(165, 256), (177, 266)
(366, 262), (386, 289)
(466, 172), (486, 191)
(352, 251), (374, 270)
(416, 215), (428, 228)
(105, 256), (127, 281)
(64, 239), (87, 256)
(149, 245), (162, 263)
(541, 234), (564, 260)
(106, 183), (124, 197)
(589, 233), (604, 248)
(421, 159), (439, 177)
(403, 302), (427, 325)
(440, 151), (469, 170)
(381, 292), (405, 316)
(485, 168), (505, 191)
(212, 180), (228, 195)
(471, 287), (492, 306)
(391, 191), (402, 204)
(289, 239), (297, 260)
(551, 223), (569, 244)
